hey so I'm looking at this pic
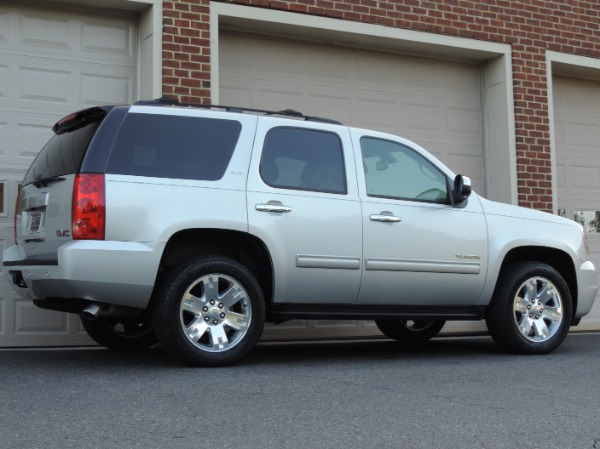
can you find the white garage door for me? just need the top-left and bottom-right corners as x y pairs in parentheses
(219, 31), (485, 339)
(0, 2), (137, 346)
(554, 75), (600, 330)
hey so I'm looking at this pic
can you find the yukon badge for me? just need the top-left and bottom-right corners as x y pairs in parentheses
(56, 230), (70, 237)
(456, 254), (480, 260)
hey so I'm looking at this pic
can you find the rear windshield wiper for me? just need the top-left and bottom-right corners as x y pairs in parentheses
(32, 175), (66, 188)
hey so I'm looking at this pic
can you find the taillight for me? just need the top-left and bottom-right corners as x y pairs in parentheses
(72, 174), (105, 240)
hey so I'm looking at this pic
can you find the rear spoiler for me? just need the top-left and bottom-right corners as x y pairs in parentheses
(52, 106), (114, 135)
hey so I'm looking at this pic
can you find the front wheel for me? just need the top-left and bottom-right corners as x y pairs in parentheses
(375, 319), (445, 343)
(152, 256), (265, 367)
(485, 262), (572, 354)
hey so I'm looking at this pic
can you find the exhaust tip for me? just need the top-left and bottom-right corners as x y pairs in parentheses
(81, 303), (102, 321)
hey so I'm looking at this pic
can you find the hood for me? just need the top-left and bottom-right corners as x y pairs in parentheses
(477, 195), (579, 229)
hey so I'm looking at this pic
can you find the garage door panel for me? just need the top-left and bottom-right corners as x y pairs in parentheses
(308, 47), (352, 80)
(18, 11), (74, 51)
(219, 85), (252, 107)
(0, 124), (39, 168)
(566, 121), (600, 151)
(80, 20), (135, 58)
(2, 58), (135, 111)
(261, 88), (304, 111)
(15, 123), (52, 162)
(253, 39), (304, 74)
(556, 163), (566, 190)
(0, 5), (136, 64)
(569, 164), (600, 192)
(355, 53), (398, 84)
(18, 65), (74, 104)
(555, 77), (600, 114)
(0, 63), (7, 97)
(401, 102), (442, 133)
(0, 112), (56, 162)
(0, 8), (8, 41)
(80, 71), (135, 105)
(558, 157), (600, 196)
(445, 62), (482, 94)
(14, 300), (70, 335)
(447, 105), (482, 139)
(400, 56), (441, 90)
(309, 94), (353, 123)
(356, 98), (398, 132)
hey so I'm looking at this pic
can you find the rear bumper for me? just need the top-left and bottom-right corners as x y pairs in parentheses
(2, 241), (162, 309)
(575, 260), (598, 319)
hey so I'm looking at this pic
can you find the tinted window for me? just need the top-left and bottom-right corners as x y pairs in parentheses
(23, 122), (101, 186)
(106, 114), (242, 181)
(361, 137), (448, 203)
(260, 127), (346, 194)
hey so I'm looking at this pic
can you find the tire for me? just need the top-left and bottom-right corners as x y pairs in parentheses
(375, 319), (445, 343)
(81, 315), (156, 351)
(485, 262), (572, 354)
(151, 256), (265, 367)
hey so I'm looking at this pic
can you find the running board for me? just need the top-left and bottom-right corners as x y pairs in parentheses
(268, 304), (486, 323)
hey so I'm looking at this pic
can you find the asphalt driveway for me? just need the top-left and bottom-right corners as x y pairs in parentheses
(1, 333), (599, 449)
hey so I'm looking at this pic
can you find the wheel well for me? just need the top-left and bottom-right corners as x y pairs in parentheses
(153, 229), (273, 306)
(499, 246), (577, 317)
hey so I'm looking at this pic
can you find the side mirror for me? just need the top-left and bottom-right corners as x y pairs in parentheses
(453, 174), (472, 203)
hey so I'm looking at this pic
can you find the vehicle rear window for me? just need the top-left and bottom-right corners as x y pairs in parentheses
(23, 121), (101, 187)
(106, 114), (242, 181)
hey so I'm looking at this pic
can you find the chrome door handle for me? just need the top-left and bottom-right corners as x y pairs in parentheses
(370, 213), (401, 223)
(256, 204), (292, 213)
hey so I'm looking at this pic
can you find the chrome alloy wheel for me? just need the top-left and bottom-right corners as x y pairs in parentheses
(512, 276), (563, 342)
(179, 273), (252, 353)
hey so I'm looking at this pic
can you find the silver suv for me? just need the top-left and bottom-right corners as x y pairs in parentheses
(3, 98), (597, 366)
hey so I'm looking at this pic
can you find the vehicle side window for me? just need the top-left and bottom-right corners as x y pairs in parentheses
(260, 127), (347, 194)
(107, 114), (241, 181)
(361, 137), (449, 203)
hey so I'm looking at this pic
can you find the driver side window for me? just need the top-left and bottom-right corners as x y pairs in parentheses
(361, 137), (449, 203)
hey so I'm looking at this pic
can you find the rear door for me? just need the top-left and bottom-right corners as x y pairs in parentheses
(246, 118), (362, 304)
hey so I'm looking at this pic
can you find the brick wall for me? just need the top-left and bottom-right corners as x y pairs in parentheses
(162, 0), (211, 103)
(162, 0), (600, 211)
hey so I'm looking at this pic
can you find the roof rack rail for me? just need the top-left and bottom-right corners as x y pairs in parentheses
(134, 97), (342, 125)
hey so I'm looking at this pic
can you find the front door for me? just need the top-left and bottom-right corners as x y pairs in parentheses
(353, 132), (488, 306)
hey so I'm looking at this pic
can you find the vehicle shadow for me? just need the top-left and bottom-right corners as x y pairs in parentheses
(0, 336), (503, 369)
(0, 333), (595, 371)
(247, 336), (500, 365)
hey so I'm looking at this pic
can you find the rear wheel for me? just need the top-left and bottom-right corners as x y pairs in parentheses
(81, 315), (156, 351)
(375, 319), (445, 343)
(485, 262), (572, 354)
(152, 256), (265, 367)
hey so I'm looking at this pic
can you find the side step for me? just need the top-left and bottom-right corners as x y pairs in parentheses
(268, 304), (486, 323)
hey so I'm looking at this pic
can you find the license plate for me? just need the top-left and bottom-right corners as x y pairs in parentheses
(29, 210), (43, 233)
